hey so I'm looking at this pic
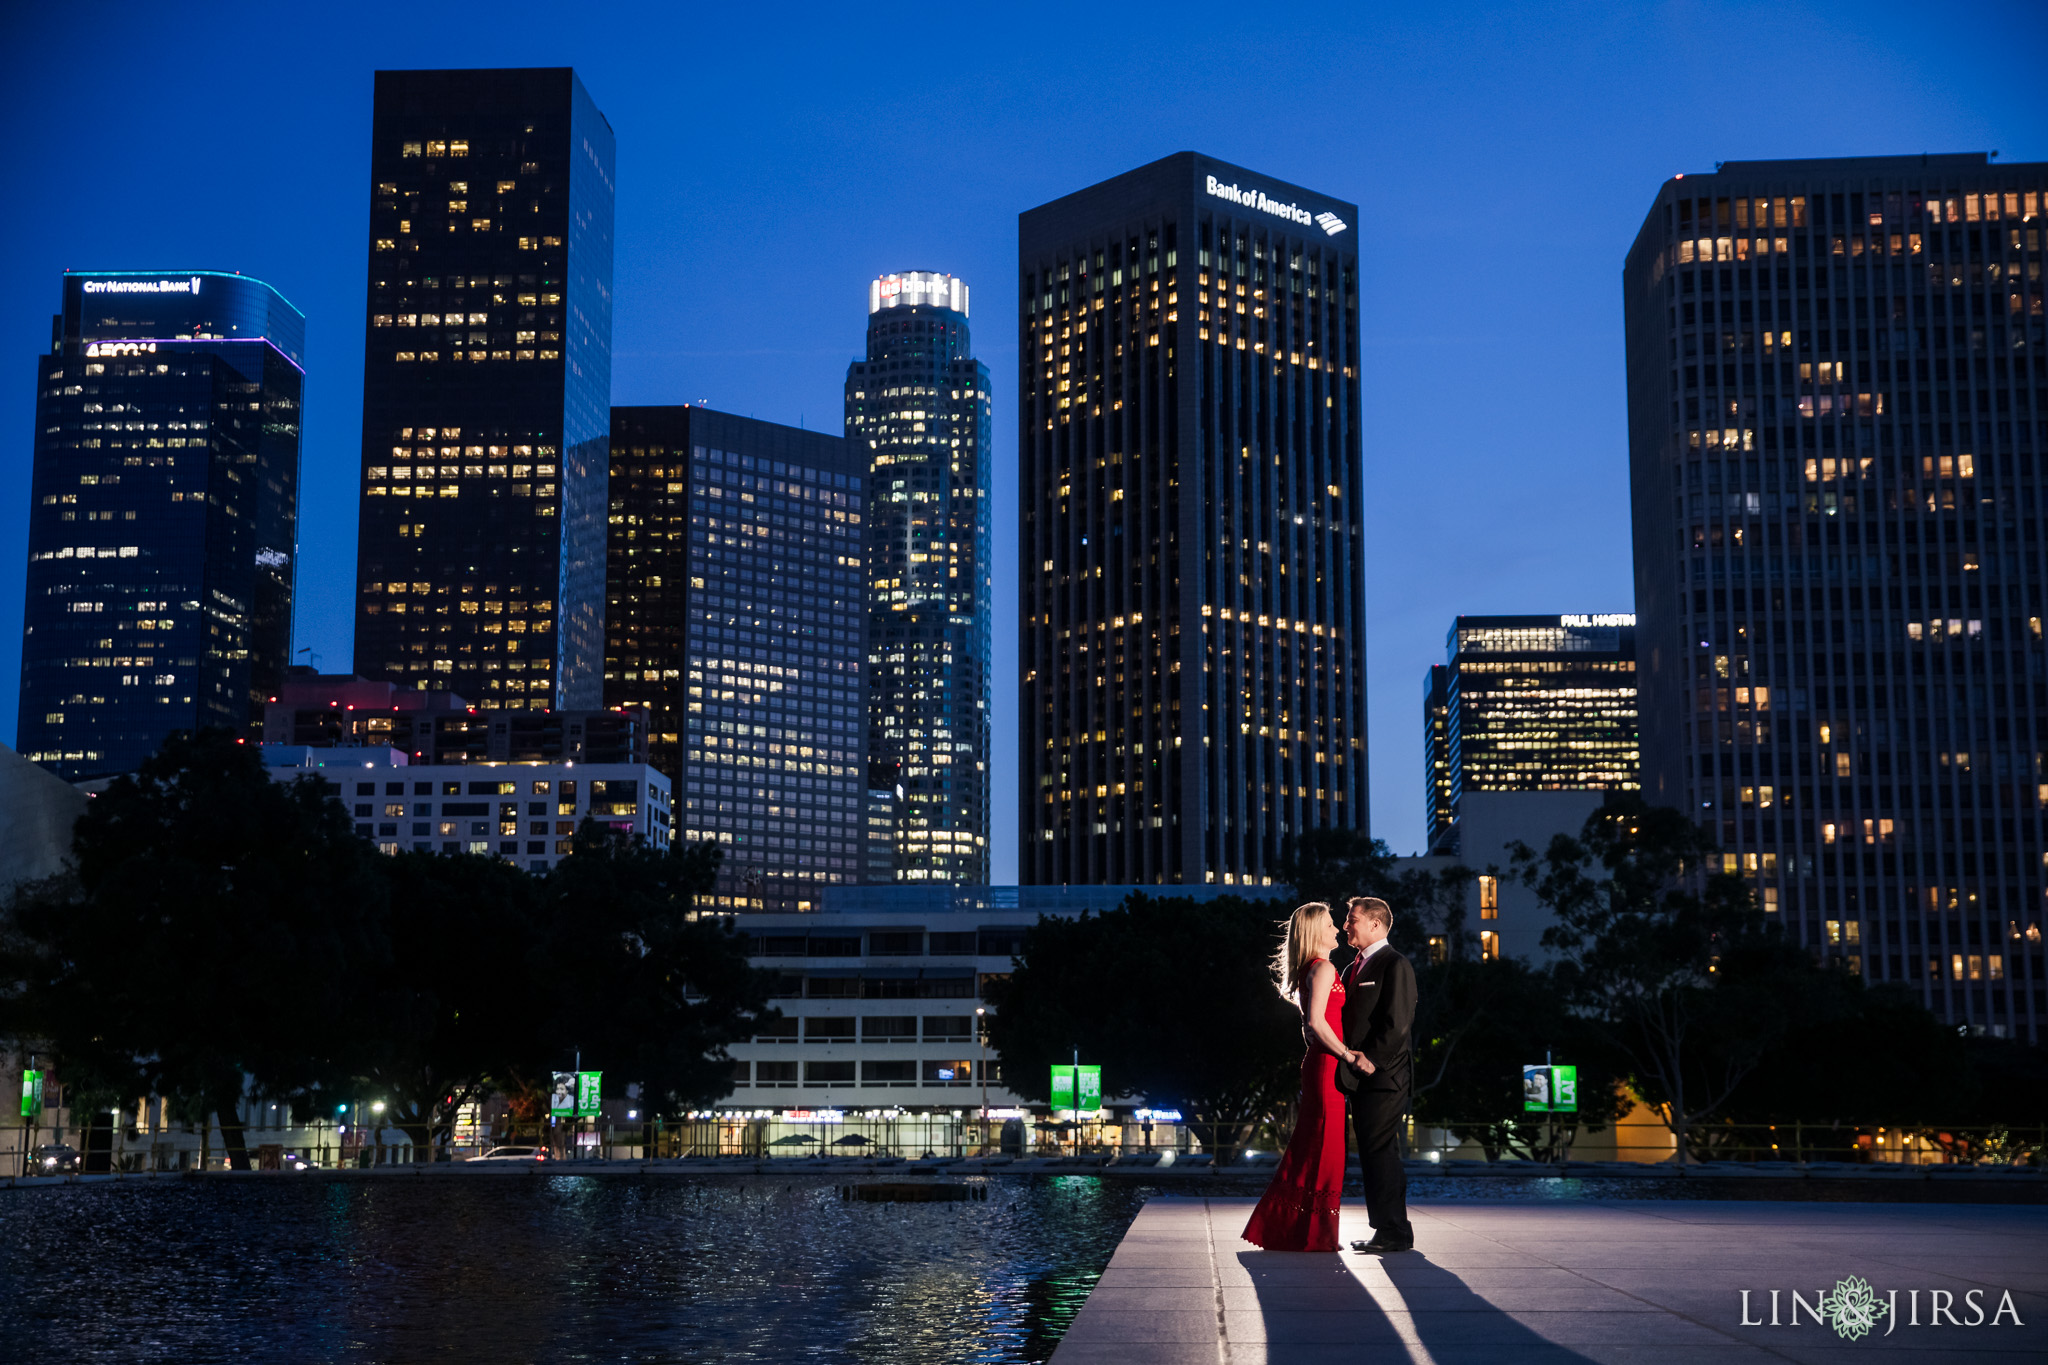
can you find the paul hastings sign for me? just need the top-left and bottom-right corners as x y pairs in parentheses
(1740, 1276), (2024, 1341)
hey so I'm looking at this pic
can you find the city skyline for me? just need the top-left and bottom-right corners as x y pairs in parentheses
(2, 2), (2042, 866)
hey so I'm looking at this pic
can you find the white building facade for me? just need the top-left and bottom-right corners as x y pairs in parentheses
(261, 744), (671, 874)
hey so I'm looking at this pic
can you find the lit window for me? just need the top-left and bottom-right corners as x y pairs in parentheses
(1478, 875), (1499, 919)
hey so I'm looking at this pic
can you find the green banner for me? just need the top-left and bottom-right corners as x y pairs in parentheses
(1522, 1063), (1578, 1112)
(550, 1071), (576, 1117)
(1049, 1065), (1074, 1110)
(575, 1071), (602, 1118)
(20, 1070), (43, 1119)
(1049, 1064), (1102, 1113)
(1077, 1065), (1102, 1111)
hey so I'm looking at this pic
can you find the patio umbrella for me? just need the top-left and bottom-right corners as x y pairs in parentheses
(832, 1134), (873, 1147)
(769, 1133), (819, 1146)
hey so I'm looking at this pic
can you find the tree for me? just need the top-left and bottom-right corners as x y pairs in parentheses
(1409, 954), (1633, 1160)
(1273, 827), (1473, 936)
(534, 825), (773, 1115)
(349, 849), (548, 1154)
(981, 893), (1301, 1158)
(1514, 792), (1808, 1163)
(1717, 977), (1969, 1129)
(0, 729), (388, 1168)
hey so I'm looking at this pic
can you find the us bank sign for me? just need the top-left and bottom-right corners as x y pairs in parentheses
(1204, 175), (1348, 237)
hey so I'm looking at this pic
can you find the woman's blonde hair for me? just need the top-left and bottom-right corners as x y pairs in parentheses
(1273, 901), (1335, 1002)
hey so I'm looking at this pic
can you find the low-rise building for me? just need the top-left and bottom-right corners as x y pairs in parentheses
(261, 745), (670, 873)
(718, 883), (1261, 1128)
(263, 668), (648, 767)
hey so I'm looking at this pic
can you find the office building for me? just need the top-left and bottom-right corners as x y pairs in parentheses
(846, 272), (993, 883)
(261, 669), (646, 766)
(353, 67), (614, 709)
(605, 406), (869, 910)
(1019, 153), (1367, 886)
(1624, 155), (2048, 1039)
(1428, 614), (1639, 851)
(262, 745), (669, 874)
(1424, 664), (1454, 852)
(18, 270), (304, 779)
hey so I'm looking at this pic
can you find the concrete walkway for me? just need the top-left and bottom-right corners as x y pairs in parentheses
(1051, 1196), (2048, 1363)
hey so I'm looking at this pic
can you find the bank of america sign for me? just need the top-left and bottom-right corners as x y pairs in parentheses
(1203, 175), (1349, 236)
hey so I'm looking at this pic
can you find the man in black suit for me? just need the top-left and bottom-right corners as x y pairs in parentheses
(1334, 895), (1416, 1253)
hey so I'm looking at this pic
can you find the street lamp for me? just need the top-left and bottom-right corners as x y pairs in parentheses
(975, 1007), (988, 1157)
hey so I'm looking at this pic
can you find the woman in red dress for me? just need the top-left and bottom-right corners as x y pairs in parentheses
(1242, 901), (1371, 1252)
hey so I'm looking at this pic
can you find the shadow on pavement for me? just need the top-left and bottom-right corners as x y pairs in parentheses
(1232, 1247), (1602, 1360)
(1371, 1251), (1603, 1362)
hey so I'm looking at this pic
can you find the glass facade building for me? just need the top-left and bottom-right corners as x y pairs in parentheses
(1019, 153), (1367, 886)
(1428, 614), (1639, 852)
(606, 406), (869, 910)
(1424, 664), (1454, 851)
(353, 67), (614, 709)
(18, 270), (304, 779)
(1625, 154), (2048, 1038)
(846, 272), (993, 883)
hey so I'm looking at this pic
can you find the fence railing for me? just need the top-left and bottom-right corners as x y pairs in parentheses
(8, 1113), (2041, 1174)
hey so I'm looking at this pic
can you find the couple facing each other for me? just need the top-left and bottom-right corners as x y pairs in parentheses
(1241, 896), (1417, 1255)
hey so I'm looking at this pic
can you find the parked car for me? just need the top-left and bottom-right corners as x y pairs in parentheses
(466, 1146), (548, 1162)
(31, 1144), (79, 1174)
(282, 1152), (315, 1172)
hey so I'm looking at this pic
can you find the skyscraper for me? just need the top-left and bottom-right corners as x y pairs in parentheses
(1625, 155), (2047, 1039)
(353, 67), (614, 709)
(1424, 664), (1454, 852)
(18, 270), (304, 779)
(1426, 614), (1639, 852)
(1019, 153), (1367, 887)
(606, 406), (869, 910)
(846, 272), (992, 883)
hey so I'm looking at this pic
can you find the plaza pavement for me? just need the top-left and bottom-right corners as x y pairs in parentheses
(1049, 1195), (2048, 1364)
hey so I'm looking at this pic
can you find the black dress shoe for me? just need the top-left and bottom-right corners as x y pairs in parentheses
(1352, 1237), (1414, 1253)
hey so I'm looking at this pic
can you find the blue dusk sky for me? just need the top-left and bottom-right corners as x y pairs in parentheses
(2, 1), (2042, 871)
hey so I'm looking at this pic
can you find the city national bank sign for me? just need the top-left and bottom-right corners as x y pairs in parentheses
(1204, 175), (1349, 237)
(81, 277), (203, 295)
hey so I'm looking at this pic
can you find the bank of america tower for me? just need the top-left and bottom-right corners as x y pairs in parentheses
(1626, 154), (2047, 1040)
(1019, 153), (1368, 886)
(846, 273), (992, 882)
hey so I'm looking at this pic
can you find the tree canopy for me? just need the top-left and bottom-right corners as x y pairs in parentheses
(981, 894), (1301, 1153)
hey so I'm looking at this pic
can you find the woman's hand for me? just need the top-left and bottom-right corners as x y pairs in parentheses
(1350, 1052), (1375, 1075)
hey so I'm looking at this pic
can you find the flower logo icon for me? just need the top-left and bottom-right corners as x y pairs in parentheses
(1818, 1275), (1888, 1341)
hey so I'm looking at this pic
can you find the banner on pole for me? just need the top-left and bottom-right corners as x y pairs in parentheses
(1522, 1064), (1578, 1112)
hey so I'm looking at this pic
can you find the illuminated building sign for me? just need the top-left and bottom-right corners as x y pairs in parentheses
(1560, 614), (1636, 627)
(870, 271), (969, 316)
(82, 276), (202, 296)
(1204, 175), (1349, 236)
(84, 342), (158, 357)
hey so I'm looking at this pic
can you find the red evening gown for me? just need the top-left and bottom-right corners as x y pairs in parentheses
(1241, 959), (1347, 1252)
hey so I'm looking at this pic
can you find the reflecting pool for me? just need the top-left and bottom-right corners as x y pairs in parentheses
(0, 1173), (1143, 1363)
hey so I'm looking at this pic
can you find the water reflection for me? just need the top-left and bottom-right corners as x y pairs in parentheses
(0, 1174), (1144, 1363)
(1, 1171), (1962, 1362)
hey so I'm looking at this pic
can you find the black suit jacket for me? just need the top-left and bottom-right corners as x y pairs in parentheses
(1335, 943), (1416, 1095)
